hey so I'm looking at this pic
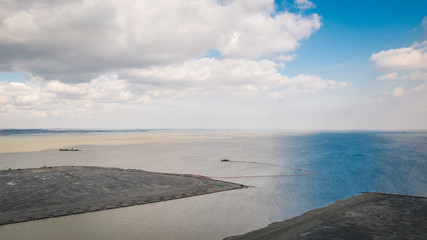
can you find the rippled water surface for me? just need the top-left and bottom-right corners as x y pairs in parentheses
(1, 130), (426, 239)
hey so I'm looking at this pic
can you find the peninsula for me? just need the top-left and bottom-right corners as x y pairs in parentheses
(0, 166), (245, 225)
(225, 192), (427, 240)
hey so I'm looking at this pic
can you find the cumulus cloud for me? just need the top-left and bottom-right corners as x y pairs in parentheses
(0, 74), (144, 118)
(370, 41), (427, 80)
(1, 0), (350, 128)
(378, 72), (400, 81)
(413, 83), (426, 93)
(123, 58), (280, 97)
(0, 58), (350, 117)
(392, 86), (408, 97)
(0, 0), (321, 82)
(123, 58), (349, 99)
(295, 0), (316, 10)
(268, 74), (350, 98)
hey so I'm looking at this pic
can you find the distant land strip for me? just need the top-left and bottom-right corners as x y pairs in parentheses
(0, 129), (155, 135)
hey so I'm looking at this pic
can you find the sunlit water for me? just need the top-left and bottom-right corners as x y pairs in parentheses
(0, 130), (426, 239)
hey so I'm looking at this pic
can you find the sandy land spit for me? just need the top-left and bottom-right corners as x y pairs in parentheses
(0, 166), (246, 225)
(0, 130), (281, 154)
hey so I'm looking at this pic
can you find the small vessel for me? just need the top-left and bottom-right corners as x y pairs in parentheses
(221, 158), (230, 162)
(59, 148), (79, 151)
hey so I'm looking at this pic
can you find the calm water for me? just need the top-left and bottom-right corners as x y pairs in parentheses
(0, 130), (426, 239)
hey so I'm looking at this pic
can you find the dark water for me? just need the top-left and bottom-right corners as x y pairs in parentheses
(275, 132), (427, 206)
(1, 131), (426, 239)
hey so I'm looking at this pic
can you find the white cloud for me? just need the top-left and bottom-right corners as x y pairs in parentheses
(0, 0), (321, 82)
(272, 53), (297, 62)
(0, 74), (142, 118)
(123, 58), (280, 96)
(122, 58), (349, 99)
(408, 70), (427, 80)
(219, 10), (321, 58)
(0, 58), (350, 118)
(1, 0), (361, 129)
(268, 74), (350, 98)
(413, 83), (426, 93)
(392, 86), (408, 97)
(378, 72), (400, 81)
(370, 41), (427, 80)
(40, 75), (133, 102)
(295, 0), (316, 10)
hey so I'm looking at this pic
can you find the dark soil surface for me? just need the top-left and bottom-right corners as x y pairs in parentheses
(0, 166), (245, 225)
(225, 192), (427, 240)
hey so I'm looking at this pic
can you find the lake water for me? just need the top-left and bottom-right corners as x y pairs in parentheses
(0, 130), (426, 239)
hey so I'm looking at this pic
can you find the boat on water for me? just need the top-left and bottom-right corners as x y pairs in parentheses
(221, 158), (230, 162)
(59, 148), (79, 151)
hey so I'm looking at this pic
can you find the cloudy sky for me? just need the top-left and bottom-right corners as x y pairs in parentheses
(0, 0), (426, 129)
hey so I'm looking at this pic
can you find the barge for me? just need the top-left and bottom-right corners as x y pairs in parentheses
(59, 148), (79, 151)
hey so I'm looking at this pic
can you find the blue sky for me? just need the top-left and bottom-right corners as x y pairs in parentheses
(0, 0), (426, 129)
(0, 72), (29, 82)
(281, 0), (427, 106)
(283, 0), (426, 74)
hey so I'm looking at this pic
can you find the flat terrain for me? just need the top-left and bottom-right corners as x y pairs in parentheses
(225, 192), (427, 240)
(0, 166), (245, 225)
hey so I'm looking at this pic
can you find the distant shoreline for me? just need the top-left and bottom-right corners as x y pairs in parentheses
(2, 128), (427, 136)
(0, 129), (154, 136)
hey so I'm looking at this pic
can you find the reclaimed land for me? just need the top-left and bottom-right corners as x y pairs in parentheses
(225, 192), (427, 240)
(0, 166), (246, 225)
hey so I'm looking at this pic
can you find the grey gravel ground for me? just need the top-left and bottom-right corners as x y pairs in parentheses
(225, 192), (427, 240)
(0, 166), (245, 225)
